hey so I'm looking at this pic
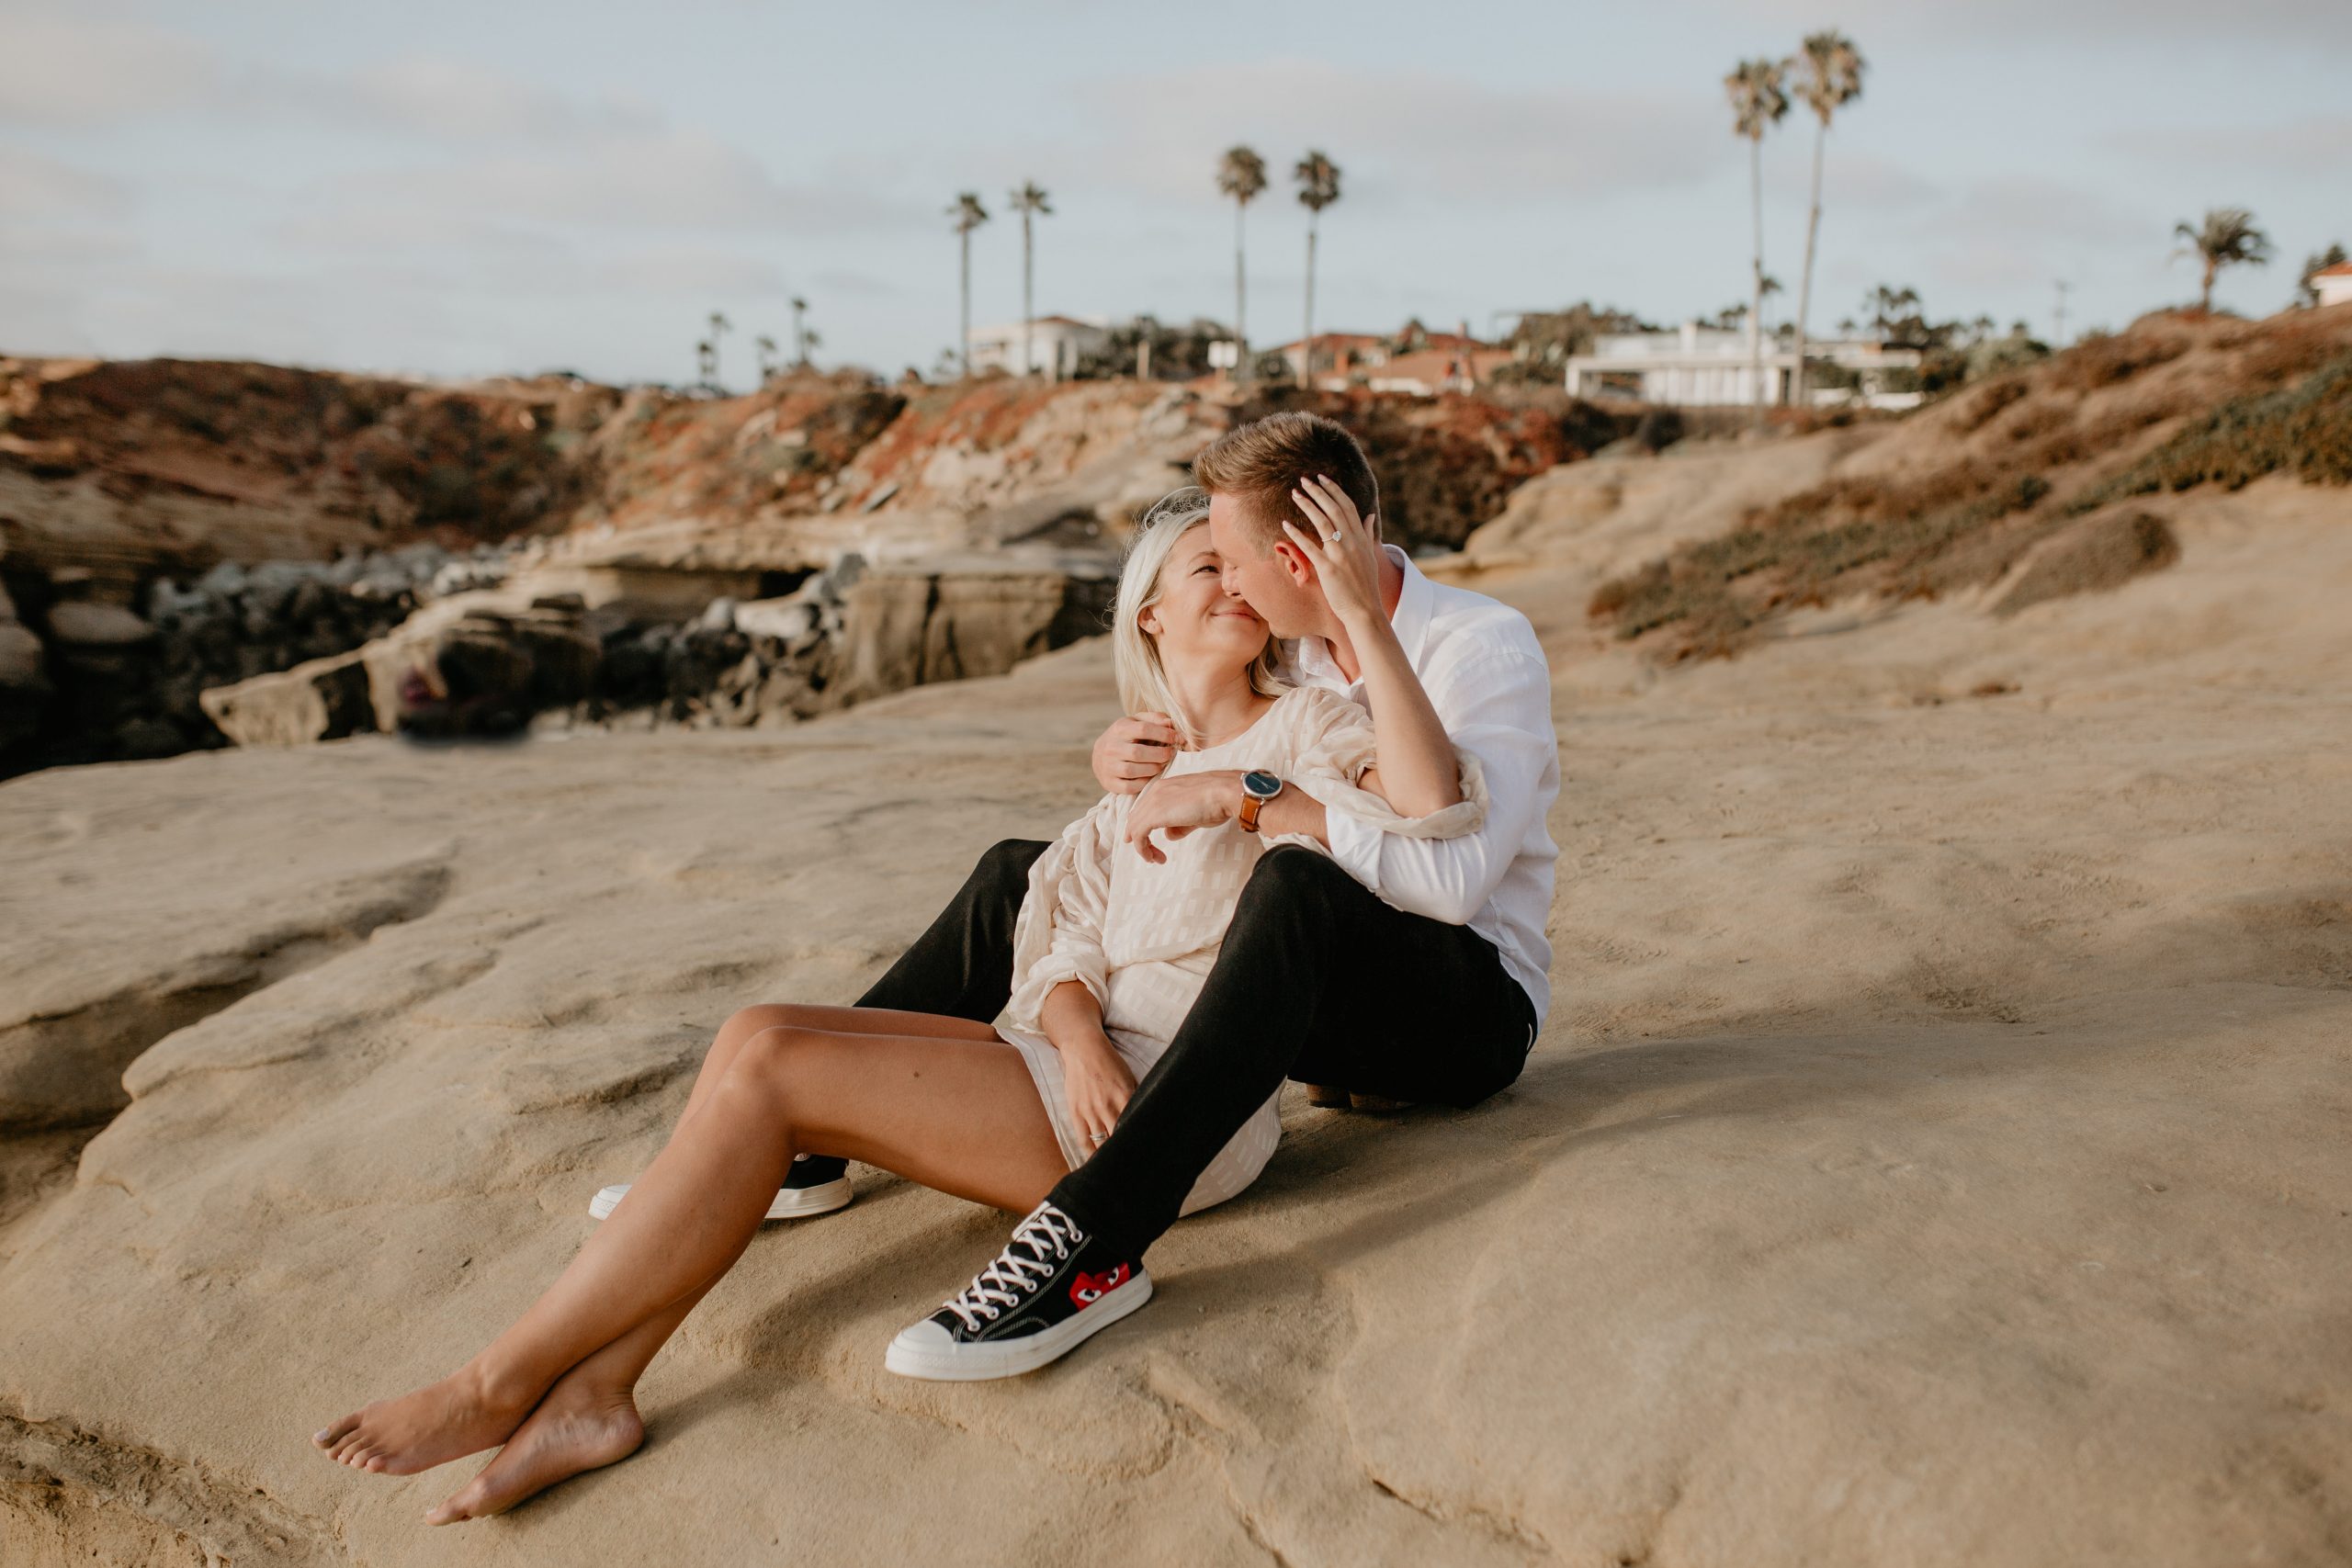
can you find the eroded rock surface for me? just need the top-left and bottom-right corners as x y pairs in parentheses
(3, 464), (2348, 1564)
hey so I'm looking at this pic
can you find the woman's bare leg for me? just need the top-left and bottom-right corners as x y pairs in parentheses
(675, 1004), (1001, 1133)
(315, 1020), (1069, 1497)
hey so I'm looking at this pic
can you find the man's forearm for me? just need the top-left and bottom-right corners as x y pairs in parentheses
(1340, 611), (1463, 817)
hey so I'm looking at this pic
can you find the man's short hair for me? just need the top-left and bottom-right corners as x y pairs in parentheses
(1191, 411), (1380, 556)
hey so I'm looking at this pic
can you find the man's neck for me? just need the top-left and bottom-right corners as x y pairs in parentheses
(1313, 549), (1408, 684)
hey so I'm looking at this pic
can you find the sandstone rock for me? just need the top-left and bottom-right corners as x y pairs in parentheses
(834, 565), (1114, 705)
(732, 595), (818, 643)
(42, 601), (154, 648)
(196, 649), (376, 747)
(0, 624), (50, 758)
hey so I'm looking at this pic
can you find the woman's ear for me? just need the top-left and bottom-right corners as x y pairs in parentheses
(1138, 604), (1161, 637)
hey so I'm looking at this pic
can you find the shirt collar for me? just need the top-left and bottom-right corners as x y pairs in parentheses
(1290, 544), (1433, 690)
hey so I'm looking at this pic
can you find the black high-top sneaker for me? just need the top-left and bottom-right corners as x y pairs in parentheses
(885, 1201), (1150, 1381)
(588, 1153), (853, 1221)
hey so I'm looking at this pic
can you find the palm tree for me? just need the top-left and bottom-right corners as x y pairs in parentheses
(947, 192), (989, 378)
(695, 338), (715, 385)
(1294, 151), (1341, 389)
(1786, 30), (1864, 407)
(754, 334), (778, 380)
(1724, 58), (1789, 419)
(2174, 208), (2272, 313)
(800, 328), (822, 367)
(790, 296), (809, 366)
(1009, 181), (1054, 375)
(706, 310), (731, 389)
(1216, 146), (1268, 381)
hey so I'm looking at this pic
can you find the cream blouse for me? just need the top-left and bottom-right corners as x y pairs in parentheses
(991, 683), (1489, 1209)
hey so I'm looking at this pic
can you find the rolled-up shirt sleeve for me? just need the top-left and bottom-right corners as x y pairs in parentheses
(1322, 649), (1555, 927)
(999, 796), (1121, 1034)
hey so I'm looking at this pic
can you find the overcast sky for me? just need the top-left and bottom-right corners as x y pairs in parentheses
(4, 0), (2346, 387)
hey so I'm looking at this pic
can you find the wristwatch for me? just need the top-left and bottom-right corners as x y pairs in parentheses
(1238, 770), (1284, 833)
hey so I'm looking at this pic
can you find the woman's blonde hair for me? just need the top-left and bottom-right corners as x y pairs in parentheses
(1113, 487), (1284, 744)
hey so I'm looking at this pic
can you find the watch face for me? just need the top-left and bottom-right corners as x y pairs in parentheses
(1243, 770), (1282, 798)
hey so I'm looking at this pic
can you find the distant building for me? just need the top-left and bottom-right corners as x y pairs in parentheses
(1267, 319), (1499, 392)
(1364, 346), (1515, 396)
(2315, 262), (2352, 310)
(1563, 321), (1925, 409)
(967, 315), (1111, 378)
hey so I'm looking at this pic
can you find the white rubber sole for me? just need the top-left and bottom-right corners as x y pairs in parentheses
(883, 1269), (1154, 1382)
(588, 1176), (854, 1222)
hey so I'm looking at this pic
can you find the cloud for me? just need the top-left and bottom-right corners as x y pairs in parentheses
(0, 17), (670, 147)
(1686, 0), (2352, 50)
(0, 17), (216, 123)
(320, 127), (924, 236)
(0, 145), (134, 218)
(1057, 59), (1724, 209)
(1765, 148), (1939, 210)
(584, 248), (795, 296)
(2102, 112), (2352, 176)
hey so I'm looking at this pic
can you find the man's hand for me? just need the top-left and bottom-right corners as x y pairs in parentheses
(1092, 711), (1179, 795)
(1125, 770), (1245, 864)
(1062, 1033), (1138, 1148)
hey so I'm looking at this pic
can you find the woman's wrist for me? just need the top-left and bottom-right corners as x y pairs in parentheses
(1053, 1026), (1117, 1059)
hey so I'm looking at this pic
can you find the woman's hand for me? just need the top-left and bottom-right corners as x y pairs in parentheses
(1283, 474), (1385, 629)
(1061, 1034), (1137, 1149)
(1125, 770), (1243, 863)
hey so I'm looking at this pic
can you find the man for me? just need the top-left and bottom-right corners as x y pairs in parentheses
(835, 411), (1560, 1376)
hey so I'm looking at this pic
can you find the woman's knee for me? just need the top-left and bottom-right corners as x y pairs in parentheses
(718, 1002), (819, 1054)
(719, 1023), (833, 1111)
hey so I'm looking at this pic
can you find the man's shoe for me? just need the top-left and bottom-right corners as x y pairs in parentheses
(588, 1154), (854, 1221)
(885, 1201), (1149, 1381)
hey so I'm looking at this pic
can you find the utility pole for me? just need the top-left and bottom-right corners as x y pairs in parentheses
(2052, 280), (2070, 349)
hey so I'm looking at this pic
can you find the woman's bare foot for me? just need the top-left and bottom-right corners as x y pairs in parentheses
(424, 1371), (644, 1525)
(311, 1366), (536, 1477)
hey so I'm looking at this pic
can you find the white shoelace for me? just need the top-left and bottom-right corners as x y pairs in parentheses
(939, 1205), (1085, 1334)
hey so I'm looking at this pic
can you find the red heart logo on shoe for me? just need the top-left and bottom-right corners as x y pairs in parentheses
(1069, 1264), (1130, 1306)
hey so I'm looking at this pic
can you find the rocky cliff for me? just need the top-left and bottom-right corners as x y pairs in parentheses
(1, 359), (1619, 774)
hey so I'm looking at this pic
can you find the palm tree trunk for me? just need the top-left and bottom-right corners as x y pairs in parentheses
(1022, 211), (1035, 378)
(959, 232), (972, 379)
(1234, 201), (1248, 384)
(1300, 216), (1317, 391)
(1793, 119), (1826, 408)
(1749, 136), (1766, 422)
(2200, 258), (2216, 314)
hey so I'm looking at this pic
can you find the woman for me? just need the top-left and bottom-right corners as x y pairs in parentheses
(311, 486), (1487, 1525)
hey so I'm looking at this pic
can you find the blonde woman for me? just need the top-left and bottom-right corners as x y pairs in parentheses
(311, 491), (1486, 1524)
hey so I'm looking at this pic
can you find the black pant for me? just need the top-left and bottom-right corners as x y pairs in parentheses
(860, 839), (1536, 1255)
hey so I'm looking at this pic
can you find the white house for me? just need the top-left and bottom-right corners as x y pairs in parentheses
(2315, 261), (2352, 310)
(1564, 321), (1925, 409)
(967, 315), (1111, 378)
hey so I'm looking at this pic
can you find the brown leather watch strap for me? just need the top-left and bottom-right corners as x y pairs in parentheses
(1238, 789), (1266, 833)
